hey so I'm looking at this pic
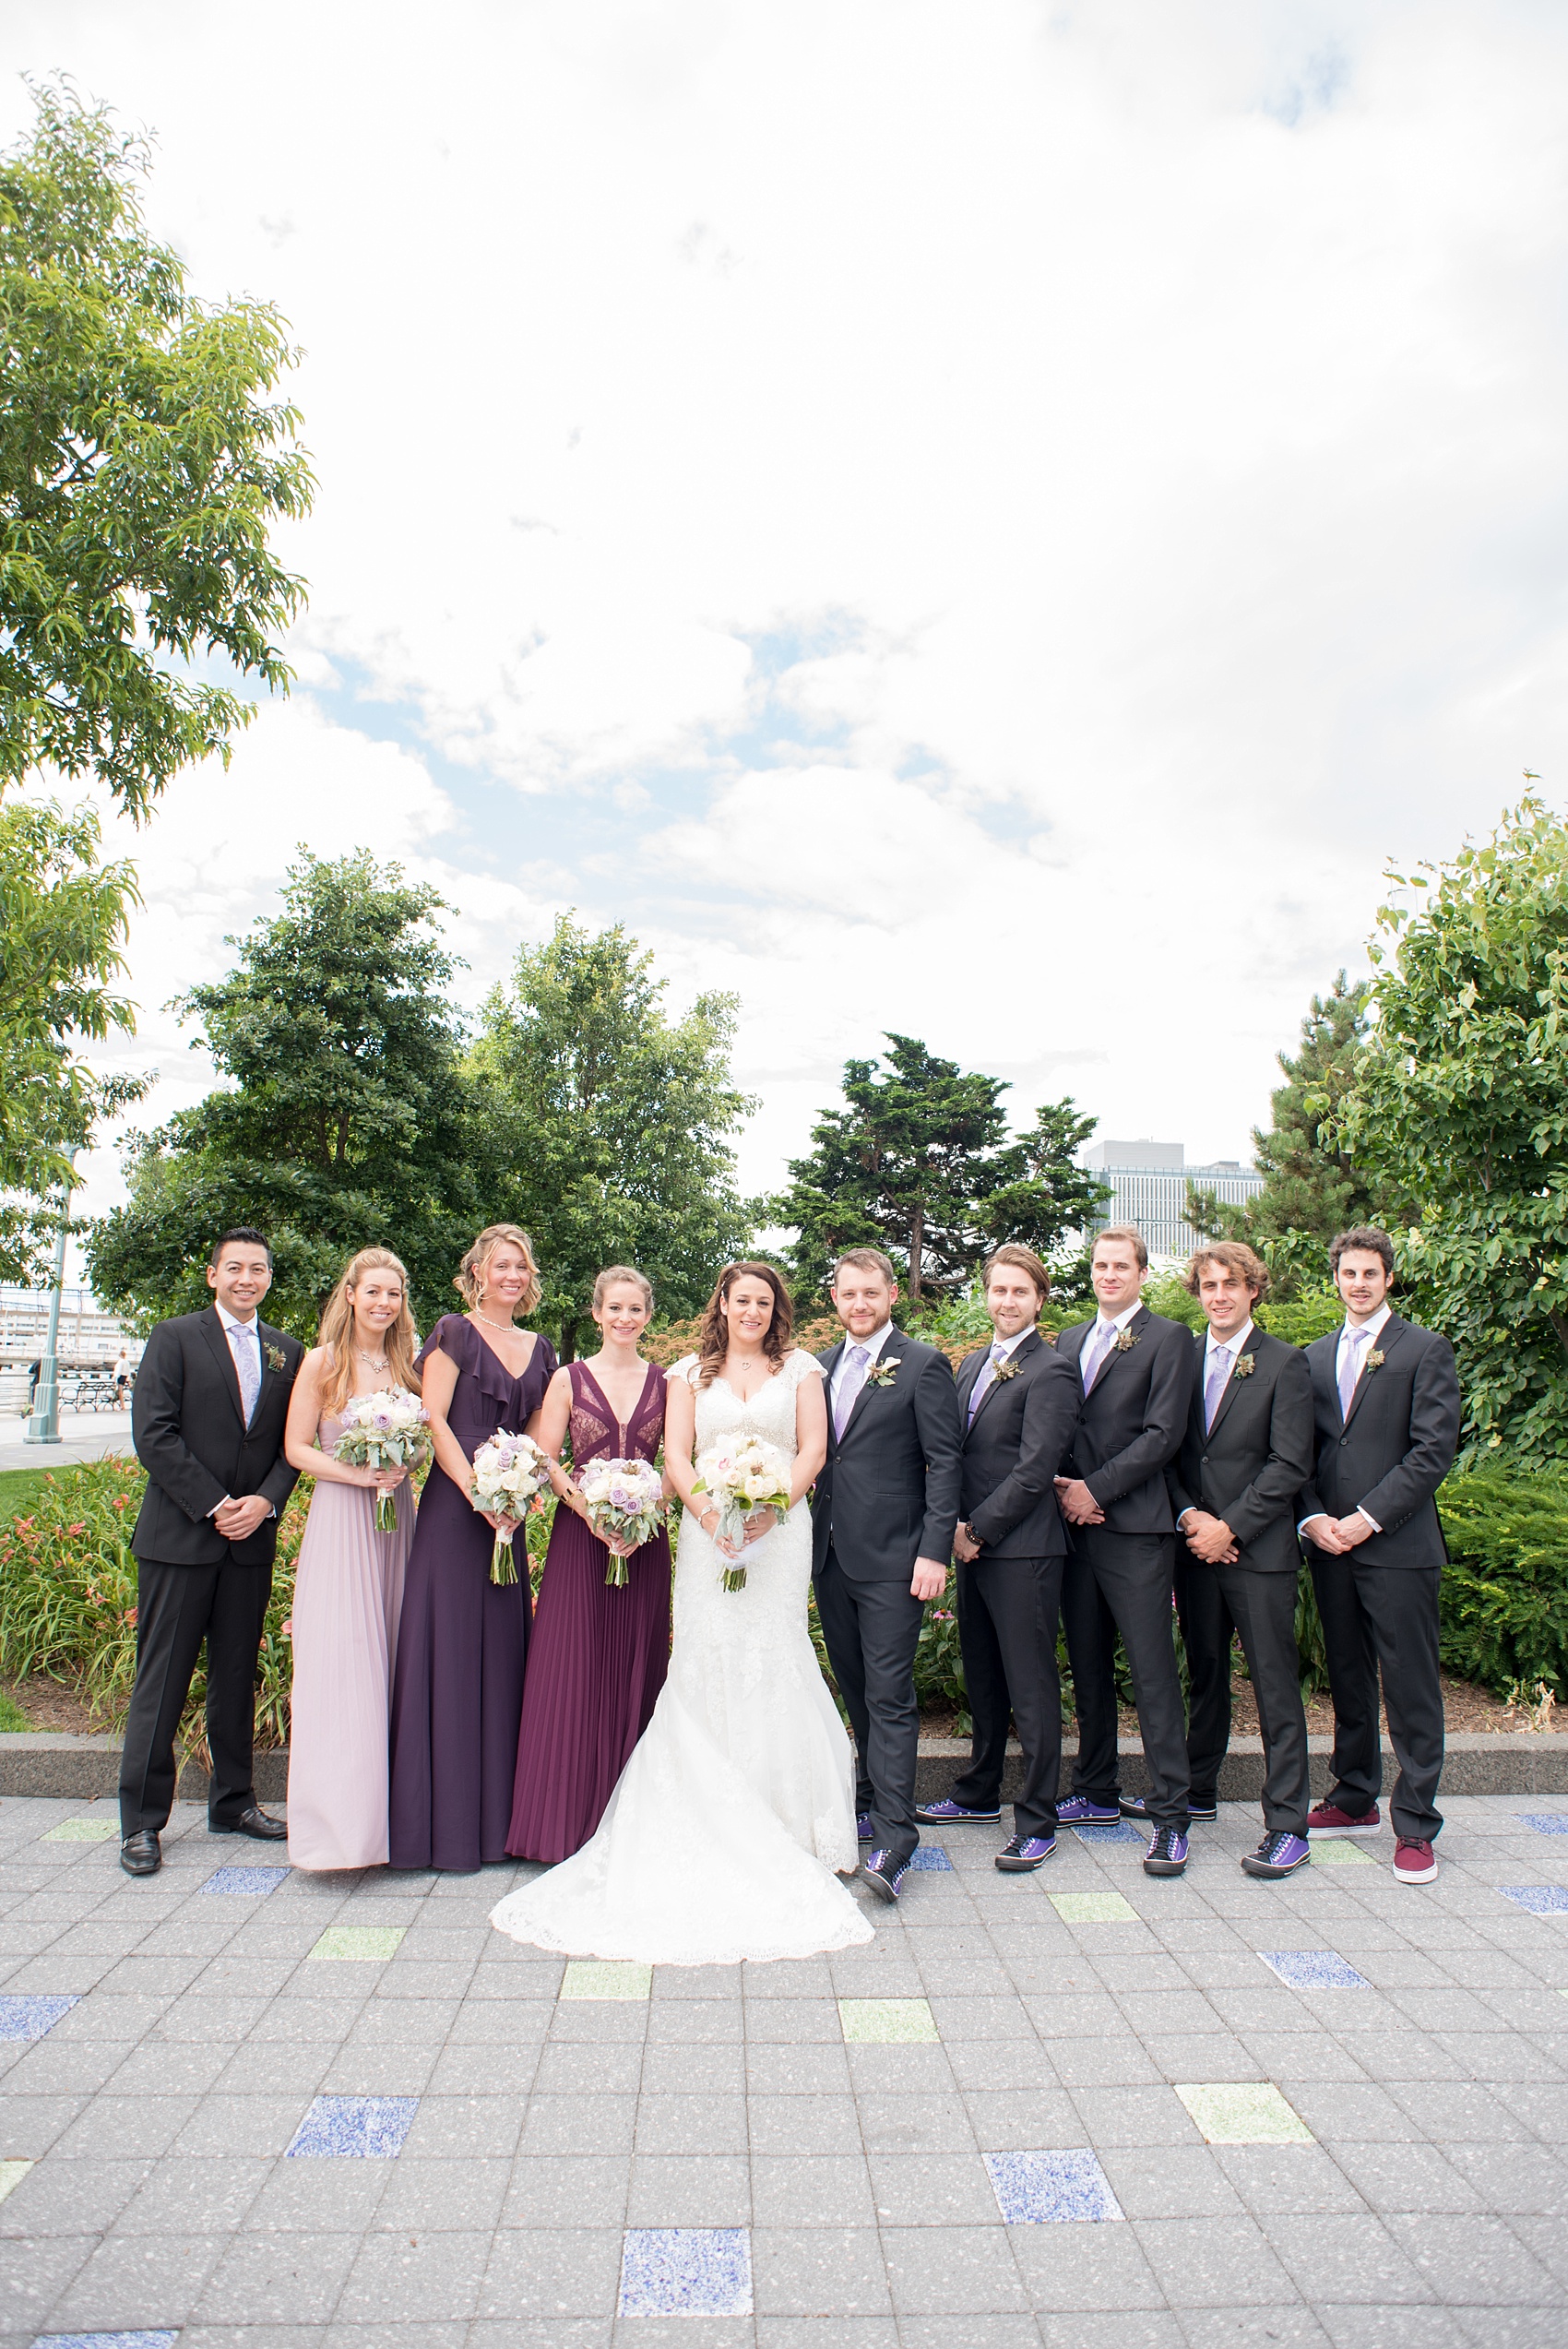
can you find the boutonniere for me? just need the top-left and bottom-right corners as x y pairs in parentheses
(1364, 1350), (1385, 1371)
(1112, 1328), (1139, 1353)
(265, 1343), (289, 1374)
(864, 1354), (901, 1388)
(992, 1354), (1024, 1384)
(1232, 1353), (1255, 1380)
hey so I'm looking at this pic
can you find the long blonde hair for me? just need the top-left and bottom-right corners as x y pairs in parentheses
(316, 1247), (421, 1414)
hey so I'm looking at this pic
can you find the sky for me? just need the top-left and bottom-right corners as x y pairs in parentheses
(6, 1), (1567, 1272)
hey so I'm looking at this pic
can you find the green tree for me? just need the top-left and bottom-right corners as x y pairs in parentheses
(473, 915), (754, 1358)
(1187, 971), (1379, 1296)
(1338, 794), (1568, 1466)
(977, 1098), (1111, 1272)
(1, 81), (313, 816)
(85, 853), (482, 1334)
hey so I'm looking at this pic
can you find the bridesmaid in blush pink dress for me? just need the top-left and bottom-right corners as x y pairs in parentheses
(283, 1247), (422, 1870)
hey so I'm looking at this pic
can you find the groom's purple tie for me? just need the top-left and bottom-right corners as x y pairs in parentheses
(1338, 1324), (1370, 1419)
(835, 1344), (871, 1438)
(1204, 1344), (1232, 1433)
(1079, 1320), (1116, 1395)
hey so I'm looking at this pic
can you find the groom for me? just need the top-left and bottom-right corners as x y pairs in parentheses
(119, 1227), (303, 1877)
(813, 1248), (963, 1902)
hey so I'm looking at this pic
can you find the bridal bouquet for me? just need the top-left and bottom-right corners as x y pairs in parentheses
(692, 1437), (791, 1592)
(576, 1456), (667, 1587)
(332, 1389), (433, 1531)
(469, 1430), (550, 1584)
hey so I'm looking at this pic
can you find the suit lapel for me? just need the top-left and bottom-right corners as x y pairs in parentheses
(842, 1337), (898, 1439)
(1088, 1306), (1146, 1396)
(199, 1306), (246, 1427)
(821, 1342), (846, 1452)
(968, 1328), (1040, 1431)
(1344, 1316), (1403, 1430)
(1204, 1326), (1256, 1440)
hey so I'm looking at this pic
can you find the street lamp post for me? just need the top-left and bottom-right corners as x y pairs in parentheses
(23, 1170), (73, 1449)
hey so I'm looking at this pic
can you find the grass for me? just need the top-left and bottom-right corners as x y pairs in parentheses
(0, 1689), (29, 1730)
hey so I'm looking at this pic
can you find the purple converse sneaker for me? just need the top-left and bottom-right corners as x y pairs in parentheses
(915, 1797), (1002, 1825)
(1057, 1795), (1121, 1827)
(1241, 1830), (1312, 1879)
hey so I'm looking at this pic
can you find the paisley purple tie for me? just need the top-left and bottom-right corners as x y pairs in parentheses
(1204, 1345), (1232, 1433)
(1338, 1325), (1370, 1419)
(835, 1345), (870, 1438)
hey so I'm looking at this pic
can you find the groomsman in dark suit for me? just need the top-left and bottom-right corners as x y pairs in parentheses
(119, 1229), (304, 1877)
(1054, 1224), (1197, 1875)
(813, 1248), (963, 1902)
(1298, 1226), (1461, 1884)
(1148, 1241), (1317, 1878)
(917, 1245), (1081, 1871)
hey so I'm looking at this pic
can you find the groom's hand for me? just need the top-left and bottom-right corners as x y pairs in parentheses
(910, 1556), (947, 1603)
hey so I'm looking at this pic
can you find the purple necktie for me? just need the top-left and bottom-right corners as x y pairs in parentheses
(1080, 1321), (1116, 1395)
(968, 1342), (1004, 1425)
(1338, 1325), (1370, 1419)
(1204, 1344), (1232, 1433)
(835, 1345), (870, 1438)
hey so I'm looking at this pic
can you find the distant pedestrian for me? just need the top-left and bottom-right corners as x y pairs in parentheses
(113, 1347), (131, 1395)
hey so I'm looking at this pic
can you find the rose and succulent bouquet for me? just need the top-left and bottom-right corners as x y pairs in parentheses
(469, 1429), (551, 1584)
(332, 1389), (434, 1531)
(576, 1456), (667, 1587)
(691, 1437), (792, 1592)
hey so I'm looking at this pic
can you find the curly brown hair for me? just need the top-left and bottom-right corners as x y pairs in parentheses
(695, 1261), (795, 1387)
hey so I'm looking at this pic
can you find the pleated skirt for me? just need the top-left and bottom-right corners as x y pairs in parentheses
(505, 1506), (671, 1862)
(286, 1477), (410, 1870)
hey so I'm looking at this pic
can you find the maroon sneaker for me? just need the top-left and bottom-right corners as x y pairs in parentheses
(1306, 1800), (1381, 1838)
(1393, 1838), (1438, 1884)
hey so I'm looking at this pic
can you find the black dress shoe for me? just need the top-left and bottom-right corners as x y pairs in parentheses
(209, 1805), (288, 1841)
(120, 1829), (161, 1877)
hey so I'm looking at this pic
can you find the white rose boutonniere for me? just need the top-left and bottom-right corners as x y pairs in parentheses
(1365, 1349), (1385, 1372)
(864, 1355), (901, 1388)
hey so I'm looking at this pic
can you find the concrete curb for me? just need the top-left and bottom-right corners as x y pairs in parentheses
(3, 1730), (1563, 1806)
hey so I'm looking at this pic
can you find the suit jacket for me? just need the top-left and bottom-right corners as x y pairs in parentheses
(1167, 1328), (1315, 1573)
(1054, 1306), (1196, 1536)
(131, 1306), (304, 1568)
(956, 1328), (1081, 1558)
(1297, 1312), (1460, 1568)
(811, 1332), (962, 1580)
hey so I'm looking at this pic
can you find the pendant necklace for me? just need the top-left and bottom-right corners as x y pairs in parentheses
(356, 1348), (389, 1372)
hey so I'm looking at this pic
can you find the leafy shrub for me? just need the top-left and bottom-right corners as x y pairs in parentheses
(1436, 1468), (1568, 1699)
(1255, 1288), (1344, 1346)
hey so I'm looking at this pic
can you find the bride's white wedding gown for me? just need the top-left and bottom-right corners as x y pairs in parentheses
(490, 1350), (873, 1964)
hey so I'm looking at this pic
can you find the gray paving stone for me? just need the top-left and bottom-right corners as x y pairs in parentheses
(518, 2093), (637, 2155)
(476, 2224), (624, 2319)
(1133, 2214), (1301, 2307)
(48, 2225), (230, 2326)
(750, 2224), (893, 2317)
(193, 2228), (361, 2323)
(109, 2153), (272, 2235)
(1096, 2145), (1247, 2218)
(499, 2152), (631, 2227)
(1011, 2222), (1166, 2311)
(749, 2153), (876, 2227)
(747, 2094), (864, 2155)
(634, 2092), (749, 2153)
(0, 2153), (148, 2236)
(1383, 2211), (1562, 2303)
(337, 2226), (493, 2322)
(372, 2153), (511, 2231)
(625, 2152), (752, 2224)
(398, 2094), (524, 2159)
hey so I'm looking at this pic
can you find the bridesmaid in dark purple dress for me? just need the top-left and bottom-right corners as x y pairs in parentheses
(507, 1267), (671, 1862)
(388, 1224), (557, 1872)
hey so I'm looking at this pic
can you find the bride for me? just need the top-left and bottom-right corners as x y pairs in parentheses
(490, 1260), (873, 1963)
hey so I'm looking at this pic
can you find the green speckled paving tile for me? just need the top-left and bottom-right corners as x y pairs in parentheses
(1049, 1890), (1138, 1924)
(560, 1959), (652, 1999)
(309, 1925), (407, 1961)
(838, 1997), (939, 2043)
(43, 1816), (119, 1842)
(1176, 2081), (1313, 2143)
(0, 2158), (32, 2204)
(1309, 1838), (1376, 1866)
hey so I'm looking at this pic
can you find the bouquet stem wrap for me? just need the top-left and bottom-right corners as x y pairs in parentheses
(691, 1437), (791, 1592)
(469, 1430), (550, 1586)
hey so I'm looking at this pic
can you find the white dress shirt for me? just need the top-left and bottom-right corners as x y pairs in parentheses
(1176, 1319), (1253, 1530)
(211, 1299), (274, 1520)
(1301, 1303), (1393, 1535)
(1077, 1299), (1142, 1378)
(829, 1320), (895, 1422)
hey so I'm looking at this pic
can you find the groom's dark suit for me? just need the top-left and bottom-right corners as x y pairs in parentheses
(812, 1332), (962, 1863)
(120, 1306), (303, 1837)
(943, 1330), (1081, 1839)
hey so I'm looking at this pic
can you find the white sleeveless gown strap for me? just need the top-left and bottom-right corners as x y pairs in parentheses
(490, 1349), (873, 1964)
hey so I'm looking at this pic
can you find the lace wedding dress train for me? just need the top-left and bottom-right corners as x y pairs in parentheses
(490, 1349), (873, 1964)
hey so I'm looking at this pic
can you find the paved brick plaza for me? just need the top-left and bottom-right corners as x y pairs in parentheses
(2, 1791), (1565, 2347)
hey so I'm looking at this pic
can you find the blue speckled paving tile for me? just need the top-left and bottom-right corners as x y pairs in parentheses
(984, 2149), (1124, 2223)
(202, 1865), (291, 1897)
(908, 1845), (953, 1871)
(285, 2094), (420, 2158)
(32, 2336), (179, 2349)
(0, 1994), (80, 2042)
(1259, 1949), (1369, 1990)
(618, 2227), (754, 2317)
(1516, 1814), (1568, 1835)
(1070, 1819), (1145, 1844)
(1501, 1885), (1568, 1914)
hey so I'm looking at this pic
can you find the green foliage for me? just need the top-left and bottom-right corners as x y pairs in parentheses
(1253, 1288), (1345, 1347)
(0, 796), (146, 1280)
(1188, 972), (1378, 1299)
(86, 852), (485, 1337)
(1143, 1274), (1206, 1332)
(473, 915), (754, 1358)
(1435, 1466), (1568, 1698)
(775, 1034), (1107, 1306)
(1342, 796), (1568, 1465)
(0, 82), (312, 817)
(913, 1604), (970, 1732)
(0, 1453), (302, 1753)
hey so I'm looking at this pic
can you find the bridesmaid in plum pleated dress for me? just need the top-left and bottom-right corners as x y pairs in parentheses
(283, 1248), (421, 1871)
(388, 1224), (557, 1872)
(506, 1267), (671, 1862)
